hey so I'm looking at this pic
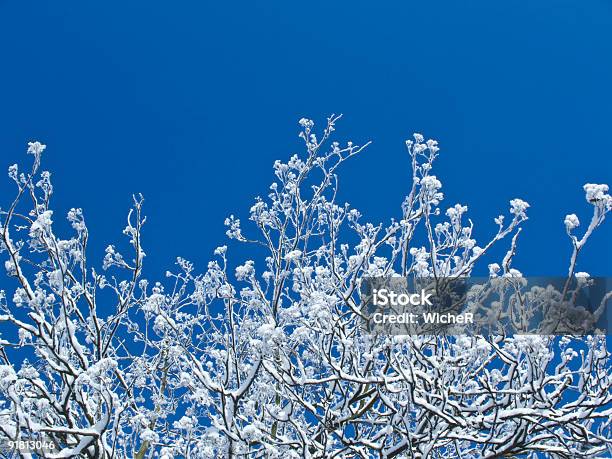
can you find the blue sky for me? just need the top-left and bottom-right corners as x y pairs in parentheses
(0, 0), (610, 278)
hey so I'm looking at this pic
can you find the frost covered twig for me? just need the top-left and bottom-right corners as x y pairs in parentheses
(0, 120), (610, 458)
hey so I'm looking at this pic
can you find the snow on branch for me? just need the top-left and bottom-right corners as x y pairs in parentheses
(0, 119), (610, 458)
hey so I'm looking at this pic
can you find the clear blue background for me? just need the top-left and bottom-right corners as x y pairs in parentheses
(1, 1), (610, 277)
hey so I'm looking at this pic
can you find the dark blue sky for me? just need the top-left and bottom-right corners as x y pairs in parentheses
(1, 0), (610, 277)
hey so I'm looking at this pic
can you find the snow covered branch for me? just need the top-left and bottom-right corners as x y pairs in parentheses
(0, 118), (610, 458)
